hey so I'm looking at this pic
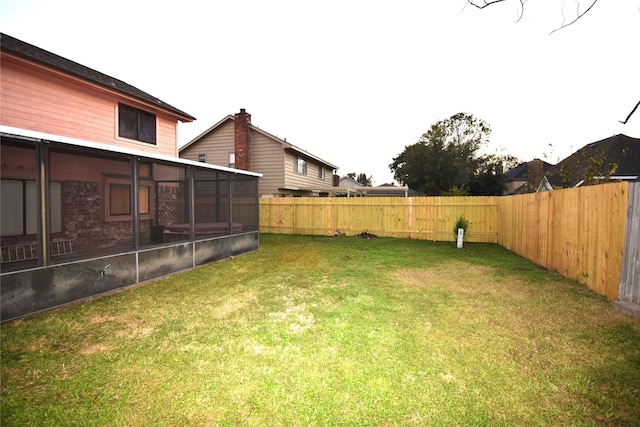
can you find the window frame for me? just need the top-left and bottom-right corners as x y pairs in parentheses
(104, 176), (153, 222)
(1, 179), (62, 236)
(117, 103), (157, 145)
(295, 156), (307, 175)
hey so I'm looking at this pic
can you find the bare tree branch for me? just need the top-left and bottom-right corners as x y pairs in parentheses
(468, 0), (511, 9)
(468, 0), (638, 124)
(549, 0), (599, 35)
(468, 0), (525, 22)
(468, 0), (599, 34)
(619, 100), (640, 125)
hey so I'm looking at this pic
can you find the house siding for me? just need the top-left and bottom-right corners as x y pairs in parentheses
(1, 35), (264, 322)
(284, 151), (333, 191)
(179, 115), (337, 197)
(251, 131), (285, 196)
(181, 121), (288, 196)
(1, 54), (178, 157)
(181, 120), (235, 166)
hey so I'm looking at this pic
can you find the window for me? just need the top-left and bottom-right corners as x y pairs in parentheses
(105, 177), (151, 221)
(318, 167), (325, 180)
(198, 154), (206, 163)
(110, 184), (149, 216)
(1, 179), (62, 236)
(228, 152), (235, 168)
(295, 156), (307, 174)
(110, 183), (131, 215)
(118, 103), (156, 144)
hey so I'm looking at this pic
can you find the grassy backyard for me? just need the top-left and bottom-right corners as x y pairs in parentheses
(1, 234), (639, 426)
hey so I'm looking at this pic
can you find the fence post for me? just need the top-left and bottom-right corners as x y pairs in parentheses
(617, 182), (640, 309)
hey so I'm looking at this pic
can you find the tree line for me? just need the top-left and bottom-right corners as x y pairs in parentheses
(389, 112), (518, 196)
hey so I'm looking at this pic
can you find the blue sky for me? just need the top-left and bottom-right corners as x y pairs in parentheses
(1, 0), (639, 184)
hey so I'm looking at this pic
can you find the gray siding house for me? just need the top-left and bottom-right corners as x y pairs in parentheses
(180, 110), (339, 197)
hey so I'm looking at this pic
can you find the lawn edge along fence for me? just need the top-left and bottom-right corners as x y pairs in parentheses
(260, 181), (638, 302)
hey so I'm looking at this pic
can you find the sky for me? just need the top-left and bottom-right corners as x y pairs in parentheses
(1, 0), (639, 185)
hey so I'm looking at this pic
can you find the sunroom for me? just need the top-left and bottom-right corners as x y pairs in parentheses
(0, 127), (261, 321)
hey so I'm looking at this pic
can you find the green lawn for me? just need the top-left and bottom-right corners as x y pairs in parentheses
(2, 234), (639, 426)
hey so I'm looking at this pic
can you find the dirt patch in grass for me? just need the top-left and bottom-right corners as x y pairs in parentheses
(269, 303), (315, 334)
(80, 344), (113, 356)
(393, 261), (532, 302)
(90, 314), (117, 324)
(212, 292), (258, 319)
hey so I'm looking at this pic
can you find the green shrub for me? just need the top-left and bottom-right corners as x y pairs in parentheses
(454, 216), (469, 239)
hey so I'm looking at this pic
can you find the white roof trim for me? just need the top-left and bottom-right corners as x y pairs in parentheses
(593, 175), (639, 180)
(0, 125), (262, 177)
(575, 176), (639, 187)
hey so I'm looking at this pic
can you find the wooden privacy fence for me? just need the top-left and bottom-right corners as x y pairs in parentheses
(260, 196), (498, 242)
(260, 181), (635, 301)
(497, 182), (629, 300)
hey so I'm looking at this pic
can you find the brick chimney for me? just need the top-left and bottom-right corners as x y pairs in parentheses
(527, 159), (544, 188)
(333, 174), (340, 187)
(234, 109), (251, 170)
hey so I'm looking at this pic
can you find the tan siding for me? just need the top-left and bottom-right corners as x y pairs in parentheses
(251, 132), (285, 196)
(284, 152), (334, 191)
(1, 55), (179, 157)
(180, 123), (288, 196)
(181, 120), (235, 166)
(179, 119), (336, 196)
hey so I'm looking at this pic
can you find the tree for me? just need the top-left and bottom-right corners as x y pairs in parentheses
(346, 172), (373, 186)
(468, 153), (520, 195)
(557, 146), (622, 186)
(389, 112), (512, 196)
(467, 0), (639, 124)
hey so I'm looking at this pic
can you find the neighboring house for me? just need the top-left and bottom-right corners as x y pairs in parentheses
(332, 176), (407, 197)
(548, 134), (640, 187)
(504, 134), (640, 195)
(180, 110), (339, 197)
(334, 177), (411, 197)
(503, 159), (553, 195)
(339, 176), (364, 188)
(0, 33), (260, 321)
(366, 183), (415, 197)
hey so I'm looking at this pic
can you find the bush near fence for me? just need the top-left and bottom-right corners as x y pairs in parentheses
(260, 182), (632, 301)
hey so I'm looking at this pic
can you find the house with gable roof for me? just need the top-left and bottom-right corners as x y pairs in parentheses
(0, 33), (260, 321)
(180, 110), (339, 197)
(504, 134), (639, 194)
(548, 134), (640, 188)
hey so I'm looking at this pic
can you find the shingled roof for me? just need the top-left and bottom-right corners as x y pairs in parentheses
(1, 33), (195, 122)
(548, 134), (640, 187)
(504, 160), (553, 182)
